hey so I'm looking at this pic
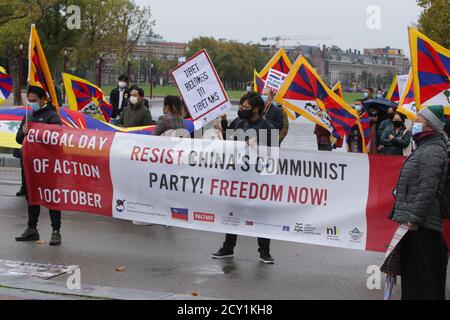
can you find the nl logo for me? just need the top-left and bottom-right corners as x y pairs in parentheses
(171, 208), (189, 221)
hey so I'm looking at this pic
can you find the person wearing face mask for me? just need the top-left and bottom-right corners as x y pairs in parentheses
(363, 87), (374, 101)
(378, 107), (396, 143)
(379, 112), (411, 156)
(15, 86), (63, 246)
(389, 105), (449, 300)
(376, 87), (385, 99)
(346, 100), (366, 153)
(212, 92), (276, 264)
(260, 87), (288, 143)
(110, 75), (130, 119)
(117, 86), (153, 128)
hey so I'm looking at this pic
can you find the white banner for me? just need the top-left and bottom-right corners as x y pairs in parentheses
(110, 134), (369, 250)
(171, 50), (233, 130)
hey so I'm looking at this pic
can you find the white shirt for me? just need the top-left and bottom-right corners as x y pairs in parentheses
(118, 88), (125, 112)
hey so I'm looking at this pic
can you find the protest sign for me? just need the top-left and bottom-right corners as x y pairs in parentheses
(171, 50), (232, 130)
(264, 68), (288, 92)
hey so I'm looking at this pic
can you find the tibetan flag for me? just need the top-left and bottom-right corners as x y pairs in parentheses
(357, 111), (371, 153)
(253, 70), (265, 94)
(275, 55), (358, 139)
(28, 25), (59, 111)
(409, 28), (450, 115)
(259, 48), (292, 80)
(283, 106), (301, 122)
(332, 81), (344, 99)
(385, 75), (400, 103)
(397, 71), (417, 120)
(0, 67), (13, 105)
(63, 73), (113, 122)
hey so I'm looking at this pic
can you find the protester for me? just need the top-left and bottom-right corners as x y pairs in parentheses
(15, 86), (63, 246)
(363, 87), (374, 101)
(346, 100), (365, 153)
(368, 106), (379, 154)
(261, 87), (288, 143)
(110, 74), (130, 119)
(53, 79), (63, 107)
(377, 107), (396, 142)
(212, 92), (276, 264)
(389, 105), (449, 300)
(379, 112), (411, 156)
(376, 87), (385, 99)
(117, 86), (153, 128)
(314, 124), (332, 151)
(153, 95), (186, 136)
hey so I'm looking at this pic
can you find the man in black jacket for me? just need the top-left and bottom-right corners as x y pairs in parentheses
(212, 92), (277, 264)
(110, 75), (130, 119)
(15, 86), (63, 246)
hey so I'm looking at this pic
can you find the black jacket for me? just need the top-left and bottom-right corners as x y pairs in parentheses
(16, 104), (62, 145)
(380, 125), (411, 156)
(110, 87), (130, 118)
(263, 103), (284, 130)
(228, 116), (276, 147)
(390, 134), (449, 232)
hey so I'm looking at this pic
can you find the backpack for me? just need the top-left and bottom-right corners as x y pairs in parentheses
(437, 159), (450, 219)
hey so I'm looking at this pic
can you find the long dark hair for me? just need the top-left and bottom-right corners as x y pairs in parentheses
(163, 95), (185, 118)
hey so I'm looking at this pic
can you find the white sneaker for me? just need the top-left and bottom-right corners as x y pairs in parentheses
(132, 220), (153, 226)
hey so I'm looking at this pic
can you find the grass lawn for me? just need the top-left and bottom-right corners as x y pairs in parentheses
(100, 84), (364, 104)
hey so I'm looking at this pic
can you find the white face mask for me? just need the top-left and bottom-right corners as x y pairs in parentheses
(129, 96), (139, 105)
(119, 82), (127, 89)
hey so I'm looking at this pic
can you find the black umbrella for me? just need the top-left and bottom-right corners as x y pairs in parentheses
(363, 98), (398, 113)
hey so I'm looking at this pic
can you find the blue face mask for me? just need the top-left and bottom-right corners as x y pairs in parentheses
(412, 122), (423, 136)
(261, 95), (269, 103)
(29, 102), (41, 112)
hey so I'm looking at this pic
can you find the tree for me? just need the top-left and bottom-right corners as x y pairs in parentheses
(417, 0), (450, 48)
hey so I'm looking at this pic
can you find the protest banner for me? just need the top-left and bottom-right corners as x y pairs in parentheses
(171, 50), (233, 130)
(23, 123), (450, 254)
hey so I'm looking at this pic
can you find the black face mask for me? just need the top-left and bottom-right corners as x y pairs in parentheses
(393, 121), (403, 128)
(238, 109), (254, 120)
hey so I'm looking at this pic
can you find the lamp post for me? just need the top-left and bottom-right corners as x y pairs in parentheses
(63, 50), (68, 101)
(127, 57), (131, 83)
(98, 53), (103, 88)
(149, 63), (154, 100)
(18, 44), (23, 105)
(136, 54), (140, 86)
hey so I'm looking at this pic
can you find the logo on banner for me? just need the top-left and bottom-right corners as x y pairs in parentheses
(349, 228), (364, 242)
(193, 212), (215, 223)
(171, 208), (189, 221)
(115, 200), (126, 213)
(222, 212), (240, 227)
(294, 223), (304, 234)
(326, 226), (340, 241)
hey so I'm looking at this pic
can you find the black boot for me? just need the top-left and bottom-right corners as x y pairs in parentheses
(49, 230), (62, 246)
(15, 228), (40, 242)
(16, 189), (26, 197)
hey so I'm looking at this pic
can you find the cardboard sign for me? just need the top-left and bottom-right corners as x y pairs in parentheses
(171, 50), (232, 130)
(265, 68), (288, 92)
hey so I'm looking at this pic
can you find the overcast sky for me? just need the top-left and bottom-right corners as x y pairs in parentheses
(136, 0), (422, 54)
